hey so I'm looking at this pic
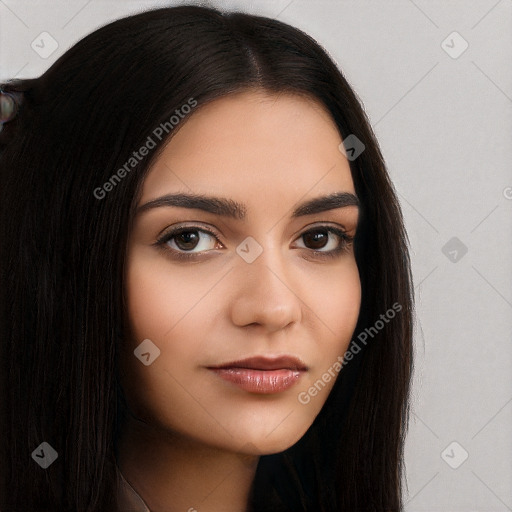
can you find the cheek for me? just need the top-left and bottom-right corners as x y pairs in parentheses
(122, 255), (215, 390)
(302, 258), (361, 392)
(309, 258), (361, 346)
(124, 251), (216, 345)
(326, 262), (360, 321)
(120, 253), (212, 425)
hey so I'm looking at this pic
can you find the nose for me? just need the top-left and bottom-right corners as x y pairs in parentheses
(229, 245), (303, 333)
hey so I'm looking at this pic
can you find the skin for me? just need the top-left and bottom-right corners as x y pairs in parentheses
(117, 89), (361, 512)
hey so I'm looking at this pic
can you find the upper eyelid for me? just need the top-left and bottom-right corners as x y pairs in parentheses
(157, 222), (350, 248)
(158, 221), (349, 240)
(157, 222), (221, 242)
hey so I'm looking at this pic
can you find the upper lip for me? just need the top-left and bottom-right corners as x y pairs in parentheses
(208, 355), (308, 371)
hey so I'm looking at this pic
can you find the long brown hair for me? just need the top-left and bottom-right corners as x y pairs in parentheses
(0, 5), (414, 511)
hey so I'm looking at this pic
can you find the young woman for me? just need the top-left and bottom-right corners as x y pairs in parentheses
(0, 5), (414, 511)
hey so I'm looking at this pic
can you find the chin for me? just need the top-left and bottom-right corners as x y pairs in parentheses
(229, 420), (313, 456)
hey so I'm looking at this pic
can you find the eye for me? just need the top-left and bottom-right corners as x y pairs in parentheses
(156, 226), (221, 258)
(294, 226), (353, 259)
(155, 224), (354, 262)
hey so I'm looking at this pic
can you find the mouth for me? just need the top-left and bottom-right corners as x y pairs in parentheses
(206, 355), (308, 394)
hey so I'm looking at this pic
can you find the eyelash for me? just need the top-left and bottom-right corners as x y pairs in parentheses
(154, 224), (354, 262)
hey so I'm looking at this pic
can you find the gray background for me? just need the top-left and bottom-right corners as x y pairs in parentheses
(1, 0), (511, 510)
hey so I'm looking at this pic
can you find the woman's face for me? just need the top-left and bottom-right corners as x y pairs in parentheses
(121, 89), (361, 455)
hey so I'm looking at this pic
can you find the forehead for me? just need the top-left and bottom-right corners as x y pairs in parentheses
(140, 89), (355, 205)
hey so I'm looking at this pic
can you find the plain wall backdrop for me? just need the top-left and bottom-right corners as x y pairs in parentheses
(1, 1), (511, 510)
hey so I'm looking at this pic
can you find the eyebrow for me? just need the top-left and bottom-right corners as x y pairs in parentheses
(135, 191), (359, 219)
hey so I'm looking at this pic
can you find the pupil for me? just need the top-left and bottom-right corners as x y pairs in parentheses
(305, 230), (327, 249)
(177, 231), (198, 249)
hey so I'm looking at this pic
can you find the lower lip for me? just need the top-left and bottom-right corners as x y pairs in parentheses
(208, 368), (304, 394)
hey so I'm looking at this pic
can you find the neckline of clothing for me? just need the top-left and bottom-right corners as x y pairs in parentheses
(116, 463), (152, 512)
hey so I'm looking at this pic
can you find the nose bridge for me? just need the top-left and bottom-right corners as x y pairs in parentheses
(229, 236), (303, 331)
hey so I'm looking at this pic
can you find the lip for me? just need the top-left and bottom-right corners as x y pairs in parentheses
(209, 355), (308, 371)
(207, 355), (308, 394)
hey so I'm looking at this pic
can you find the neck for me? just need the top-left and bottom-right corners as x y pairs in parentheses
(116, 416), (259, 512)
